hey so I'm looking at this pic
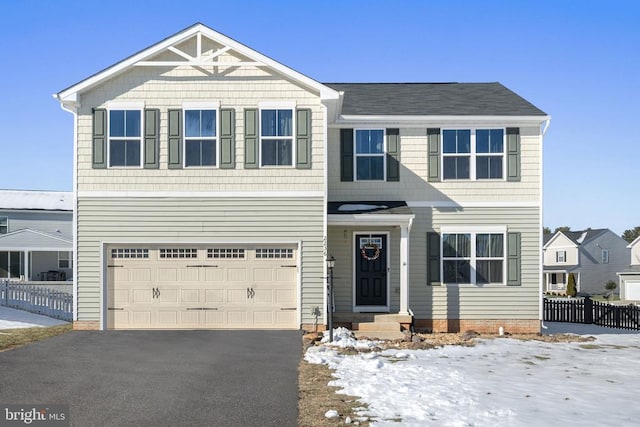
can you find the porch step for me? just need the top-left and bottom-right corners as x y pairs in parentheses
(353, 330), (406, 341)
(354, 321), (401, 332)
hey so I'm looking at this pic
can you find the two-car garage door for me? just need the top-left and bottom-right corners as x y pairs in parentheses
(106, 245), (298, 329)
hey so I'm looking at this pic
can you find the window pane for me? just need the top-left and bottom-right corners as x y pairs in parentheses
(201, 140), (216, 165)
(443, 157), (456, 180)
(185, 110), (201, 137)
(0, 252), (8, 278)
(262, 139), (292, 166)
(457, 234), (470, 257)
(490, 234), (504, 257)
(110, 110), (125, 137)
(476, 129), (489, 153)
(202, 110), (216, 137)
(443, 234), (457, 257)
(477, 260), (503, 283)
(369, 130), (384, 153)
(126, 140), (140, 166)
(110, 140), (127, 166)
(457, 130), (470, 153)
(443, 130), (457, 153)
(489, 157), (503, 179)
(490, 129), (504, 153)
(261, 110), (277, 136)
(477, 156), (503, 179)
(443, 260), (470, 283)
(125, 111), (141, 137)
(356, 156), (384, 180)
(277, 110), (292, 136)
(457, 157), (470, 179)
(185, 141), (200, 166)
(476, 156), (489, 179)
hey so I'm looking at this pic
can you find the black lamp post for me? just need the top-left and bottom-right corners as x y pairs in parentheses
(327, 255), (336, 342)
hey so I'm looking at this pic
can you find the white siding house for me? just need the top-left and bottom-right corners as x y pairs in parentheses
(56, 23), (549, 333)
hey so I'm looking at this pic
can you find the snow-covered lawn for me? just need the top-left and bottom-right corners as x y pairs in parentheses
(305, 324), (640, 426)
(0, 306), (68, 329)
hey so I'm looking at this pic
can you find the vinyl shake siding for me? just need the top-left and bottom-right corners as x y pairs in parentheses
(76, 197), (324, 324)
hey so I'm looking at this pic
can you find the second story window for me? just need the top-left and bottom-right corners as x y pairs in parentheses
(602, 249), (609, 264)
(0, 216), (7, 234)
(185, 109), (217, 167)
(442, 129), (505, 180)
(556, 250), (566, 263)
(261, 109), (293, 166)
(355, 129), (385, 181)
(109, 110), (141, 167)
(476, 129), (504, 179)
(443, 130), (470, 179)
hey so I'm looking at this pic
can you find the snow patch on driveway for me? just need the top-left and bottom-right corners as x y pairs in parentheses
(0, 306), (68, 329)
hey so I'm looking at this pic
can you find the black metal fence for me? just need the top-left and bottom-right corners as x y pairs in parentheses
(544, 297), (640, 330)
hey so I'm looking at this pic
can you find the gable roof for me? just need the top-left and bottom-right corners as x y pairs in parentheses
(0, 228), (72, 251)
(543, 228), (609, 249)
(55, 23), (340, 104)
(0, 190), (72, 211)
(628, 235), (640, 248)
(325, 83), (547, 116)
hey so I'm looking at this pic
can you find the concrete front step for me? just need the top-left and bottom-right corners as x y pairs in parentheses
(353, 330), (406, 340)
(354, 321), (401, 332)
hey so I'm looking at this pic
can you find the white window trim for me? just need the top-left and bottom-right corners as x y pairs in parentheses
(602, 249), (610, 264)
(354, 128), (386, 182)
(58, 251), (72, 269)
(556, 250), (566, 263)
(0, 216), (8, 234)
(106, 108), (143, 168)
(182, 105), (220, 168)
(259, 107), (296, 168)
(440, 227), (507, 286)
(442, 128), (506, 181)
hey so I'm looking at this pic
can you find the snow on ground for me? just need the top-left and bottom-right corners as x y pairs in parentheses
(0, 306), (68, 329)
(306, 326), (640, 426)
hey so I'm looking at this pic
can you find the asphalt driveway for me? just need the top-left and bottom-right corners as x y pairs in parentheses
(0, 330), (301, 426)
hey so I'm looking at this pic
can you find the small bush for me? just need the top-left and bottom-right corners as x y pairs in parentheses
(566, 273), (577, 297)
(605, 280), (617, 291)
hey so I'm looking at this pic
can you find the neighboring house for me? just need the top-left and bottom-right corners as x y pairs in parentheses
(54, 23), (549, 333)
(543, 229), (629, 295)
(617, 236), (640, 300)
(0, 190), (73, 281)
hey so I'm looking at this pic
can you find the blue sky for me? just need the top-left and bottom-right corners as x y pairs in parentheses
(1, 1), (638, 235)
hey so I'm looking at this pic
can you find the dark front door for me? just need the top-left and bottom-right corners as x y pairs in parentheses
(355, 234), (387, 307)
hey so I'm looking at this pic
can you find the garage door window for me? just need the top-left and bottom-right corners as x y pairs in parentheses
(208, 248), (245, 259)
(159, 249), (198, 259)
(112, 249), (149, 259)
(256, 248), (294, 259)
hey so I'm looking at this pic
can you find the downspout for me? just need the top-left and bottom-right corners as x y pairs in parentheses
(55, 96), (79, 325)
(540, 116), (551, 330)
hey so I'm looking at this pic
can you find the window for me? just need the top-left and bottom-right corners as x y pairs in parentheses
(185, 109), (217, 167)
(0, 251), (24, 279)
(58, 251), (71, 269)
(261, 109), (293, 166)
(208, 248), (245, 259)
(442, 129), (504, 180)
(442, 232), (505, 285)
(550, 273), (566, 287)
(602, 249), (609, 264)
(112, 248), (149, 259)
(355, 129), (385, 180)
(556, 251), (566, 263)
(0, 216), (7, 234)
(109, 110), (141, 167)
(255, 248), (294, 259)
(159, 249), (198, 259)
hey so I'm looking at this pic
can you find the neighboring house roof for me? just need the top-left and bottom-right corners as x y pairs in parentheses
(617, 265), (640, 275)
(543, 228), (609, 249)
(0, 228), (72, 251)
(543, 233), (553, 246)
(627, 235), (640, 248)
(543, 265), (578, 271)
(324, 83), (547, 116)
(0, 190), (72, 211)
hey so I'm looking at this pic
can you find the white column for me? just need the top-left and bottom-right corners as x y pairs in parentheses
(399, 224), (410, 315)
(23, 251), (29, 281)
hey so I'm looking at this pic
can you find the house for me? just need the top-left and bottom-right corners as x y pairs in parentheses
(617, 236), (640, 300)
(0, 190), (73, 281)
(54, 23), (549, 333)
(542, 229), (629, 295)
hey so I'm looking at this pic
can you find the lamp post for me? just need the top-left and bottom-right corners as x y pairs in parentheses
(327, 255), (336, 342)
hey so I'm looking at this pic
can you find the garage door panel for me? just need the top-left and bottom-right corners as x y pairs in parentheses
(626, 281), (640, 300)
(108, 245), (298, 330)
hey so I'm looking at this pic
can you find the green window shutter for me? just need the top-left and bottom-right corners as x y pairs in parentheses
(220, 108), (236, 169)
(427, 128), (441, 182)
(507, 232), (521, 286)
(92, 108), (107, 169)
(295, 109), (312, 169)
(506, 127), (521, 182)
(426, 232), (441, 285)
(386, 128), (400, 181)
(244, 108), (259, 169)
(143, 109), (160, 169)
(340, 129), (354, 181)
(167, 109), (183, 169)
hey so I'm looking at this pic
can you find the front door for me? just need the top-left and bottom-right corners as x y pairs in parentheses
(355, 234), (387, 307)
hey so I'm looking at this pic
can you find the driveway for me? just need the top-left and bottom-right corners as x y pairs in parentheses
(0, 330), (300, 426)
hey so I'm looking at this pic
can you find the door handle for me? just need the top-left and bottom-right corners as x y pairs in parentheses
(152, 287), (160, 299)
(247, 287), (256, 299)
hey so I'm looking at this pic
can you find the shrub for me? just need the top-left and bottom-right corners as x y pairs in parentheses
(605, 280), (617, 291)
(566, 273), (577, 297)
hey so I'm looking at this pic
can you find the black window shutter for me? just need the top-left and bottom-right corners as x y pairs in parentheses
(167, 109), (183, 169)
(507, 232), (521, 286)
(340, 129), (354, 181)
(427, 128), (440, 182)
(295, 109), (312, 169)
(92, 109), (107, 169)
(386, 128), (400, 181)
(506, 128), (520, 182)
(244, 109), (259, 169)
(427, 232), (441, 285)
(143, 109), (160, 169)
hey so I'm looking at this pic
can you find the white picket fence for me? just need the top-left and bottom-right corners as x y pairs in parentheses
(0, 280), (73, 322)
